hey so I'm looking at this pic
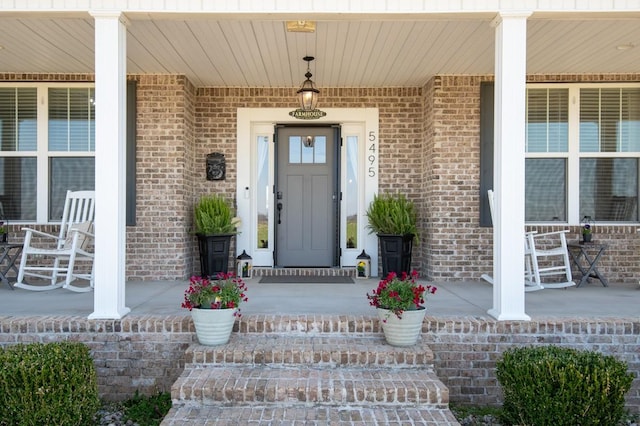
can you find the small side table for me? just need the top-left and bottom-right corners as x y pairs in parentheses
(0, 243), (23, 290)
(567, 242), (608, 288)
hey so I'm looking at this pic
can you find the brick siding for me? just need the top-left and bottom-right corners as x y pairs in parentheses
(0, 314), (637, 413)
(2, 73), (640, 282)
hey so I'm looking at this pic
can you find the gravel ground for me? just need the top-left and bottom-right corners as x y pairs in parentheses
(94, 403), (138, 426)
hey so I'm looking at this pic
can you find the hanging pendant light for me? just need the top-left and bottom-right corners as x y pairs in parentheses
(297, 56), (319, 111)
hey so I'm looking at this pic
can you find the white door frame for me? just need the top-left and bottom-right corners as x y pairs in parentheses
(236, 108), (379, 274)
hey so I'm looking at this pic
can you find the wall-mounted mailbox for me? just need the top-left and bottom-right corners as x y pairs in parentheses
(206, 152), (226, 181)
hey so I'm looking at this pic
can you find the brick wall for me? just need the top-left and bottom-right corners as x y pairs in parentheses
(425, 75), (493, 280)
(424, 73), (640, 283)
(2, 73), (640, 283)
(191, 87), (424, 276)
(423, 316), (640, 410)
(125, 75), (196, 280)
(1, 314), (638, 412)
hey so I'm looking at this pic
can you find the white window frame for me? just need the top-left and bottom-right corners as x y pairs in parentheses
(0, 82), (95, 224)
(526, 83), (640, 225)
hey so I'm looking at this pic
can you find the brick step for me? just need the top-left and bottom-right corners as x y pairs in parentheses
(185, 335), (434, 368)
(161, 404), (461, 425)
(164, 319), (457, 425)
(172, 365), (449, 407)
(234, 314), (385, 335)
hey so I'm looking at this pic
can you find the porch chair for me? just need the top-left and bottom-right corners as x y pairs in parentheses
(480, 189), (574, 291)
(14, 190), (95, 292)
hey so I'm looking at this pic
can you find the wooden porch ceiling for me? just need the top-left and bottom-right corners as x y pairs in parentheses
(0, 13), (639, 87)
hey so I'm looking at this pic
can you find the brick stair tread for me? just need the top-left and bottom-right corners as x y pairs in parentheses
(172, 365), (448, 406)
(186, 335), (434, 368)
(161, 404), (460, 425)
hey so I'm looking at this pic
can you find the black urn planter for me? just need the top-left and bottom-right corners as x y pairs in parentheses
(377, 234), (414, 276)
(196, 233), (233, 277)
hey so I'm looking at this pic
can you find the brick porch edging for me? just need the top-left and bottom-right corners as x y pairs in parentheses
(0, 314), (638, 412)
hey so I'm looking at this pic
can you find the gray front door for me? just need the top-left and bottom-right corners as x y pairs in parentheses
(275, 125), (340, 267)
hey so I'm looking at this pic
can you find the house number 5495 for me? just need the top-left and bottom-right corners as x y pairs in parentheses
(368, 131), (377, 177)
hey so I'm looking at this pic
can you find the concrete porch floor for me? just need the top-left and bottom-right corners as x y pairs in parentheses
(0, 277), (637, 319)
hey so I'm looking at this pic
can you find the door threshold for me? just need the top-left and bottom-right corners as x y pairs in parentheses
(252, 267), (355, 277)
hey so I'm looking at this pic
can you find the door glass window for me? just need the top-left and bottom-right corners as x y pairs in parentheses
(256, 135), (269, 249)
(346, 136), (358, 248)
(289, 135), (327, 164)
(289, 136), (301, 163)
(314, 136), (326, 163)
(302, 139), (314, 163)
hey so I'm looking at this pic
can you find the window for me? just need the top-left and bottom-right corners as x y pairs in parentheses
(525, 85), (640, 223)
(525, 88), (568, 221)
(256, 135), (269, 249)
(0, 84), (95, 222)
(288, 135), (326, 164)
(345, 136), (358, 248)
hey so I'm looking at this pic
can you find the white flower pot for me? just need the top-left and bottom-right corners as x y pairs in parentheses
(377, 307), (426, 347)
(191, 308), (236, 346)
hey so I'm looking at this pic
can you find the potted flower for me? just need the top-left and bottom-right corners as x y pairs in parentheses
(581, 216), (592, 243)
(182, 272), (248, 345)
(367, 270), (436, 346)
(194, 194), (240, 277)
(365, 193), (418, 276)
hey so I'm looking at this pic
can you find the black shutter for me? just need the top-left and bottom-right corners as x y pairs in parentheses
(479, 82), (494, 227)
(126, 80), (137, 226)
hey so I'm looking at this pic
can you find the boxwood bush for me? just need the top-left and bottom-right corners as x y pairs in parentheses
(496, 345), (634, 426)
(0, 341), (99, 426)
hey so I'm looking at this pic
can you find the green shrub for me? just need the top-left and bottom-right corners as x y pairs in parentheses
(365, 193), (418, 240)
(0, 342), (99, 426)
(194, 194), (238, 235)
(496, 345), (634, 426)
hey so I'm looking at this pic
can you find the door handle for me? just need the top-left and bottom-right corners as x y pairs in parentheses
(277, 202), (283, 224)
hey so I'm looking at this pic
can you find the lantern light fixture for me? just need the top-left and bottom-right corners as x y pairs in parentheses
(297, 56), (319, 111)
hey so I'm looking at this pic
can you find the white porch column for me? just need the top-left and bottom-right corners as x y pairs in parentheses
(487, 11), (532, 321)
(89, 11), (130, 319)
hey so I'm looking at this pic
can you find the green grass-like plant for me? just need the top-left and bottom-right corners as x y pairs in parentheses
(194, 194), (238, 235)
(496, 345), (634, 426)
(365, 193), (418, 240)
(0, 342), (99, 426)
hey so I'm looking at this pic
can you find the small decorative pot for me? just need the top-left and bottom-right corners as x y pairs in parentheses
(582, 233), (592, 243)
(377, 307), (426, 347)
(191, 308), (236, 346)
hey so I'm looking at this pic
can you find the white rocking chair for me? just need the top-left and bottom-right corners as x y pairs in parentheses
(15, 190), (95, 292)
(481, 189), (574, 291)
